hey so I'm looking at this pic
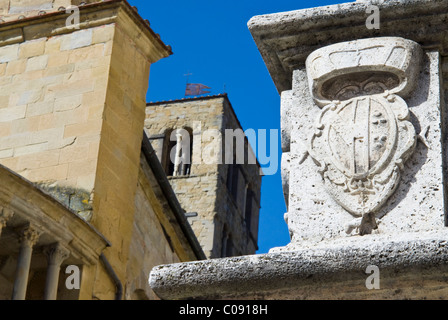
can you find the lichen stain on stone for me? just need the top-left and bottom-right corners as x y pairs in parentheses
(36, 182), (93, 222)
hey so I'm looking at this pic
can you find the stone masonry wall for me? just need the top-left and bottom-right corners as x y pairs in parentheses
(215, 97), (262, 256)
(0, 24), (113, 194)
(0, 0), (99, 22)
(0, 0), (173, 300)
(126, 157), (182, 300)
(89, 21), (155, 300)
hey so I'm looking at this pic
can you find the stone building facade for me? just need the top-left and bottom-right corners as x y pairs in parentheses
(145, 94), (262, 258)
(150, 0), (448, 300)
(0, 0), (205, 300)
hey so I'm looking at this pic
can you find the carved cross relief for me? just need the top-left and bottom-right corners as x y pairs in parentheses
(306, 37), (422, 235)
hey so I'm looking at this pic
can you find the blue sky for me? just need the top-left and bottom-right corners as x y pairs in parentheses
(128, 0), (343, 253)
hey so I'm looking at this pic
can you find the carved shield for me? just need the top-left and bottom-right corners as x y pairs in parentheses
(310, 93), (416, 217)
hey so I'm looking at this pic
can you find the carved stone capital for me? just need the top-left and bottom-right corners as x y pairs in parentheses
(44, 243), (70, 266)
(0, 207), (14, 228)
(18, 225), (41, 248)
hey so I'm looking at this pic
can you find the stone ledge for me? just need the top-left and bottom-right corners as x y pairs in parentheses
(0, 0), (172, 62)
(149, 231), (448, 299)
(248, 0), (448, 93)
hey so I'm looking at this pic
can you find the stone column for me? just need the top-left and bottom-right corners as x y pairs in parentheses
(173, 130), (183, 176)
(11, 224), (40, 300)
(0, 207), (14, 237)
(43, 243), (70, 300)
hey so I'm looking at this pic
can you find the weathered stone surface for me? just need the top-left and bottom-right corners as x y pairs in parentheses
(0, 27), (110, 189)
(248, 0), (448, 94)
(1, 0), (99, 23)
(282, 49), (443, 246)
(150, 0), (448, 300)
(150, 231), (448, 300)
(306, 37), (422, 105)
(36, 182), (93, 221)
(126, 153), (197, 300)
(303, 37), (420, 235)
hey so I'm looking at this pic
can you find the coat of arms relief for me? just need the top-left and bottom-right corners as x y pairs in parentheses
(306, 37), (422, 235)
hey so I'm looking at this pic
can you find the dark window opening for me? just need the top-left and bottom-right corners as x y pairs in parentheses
(163, 128), (193, 177)
(245, 189), (253, 233)
(226, 164), (239, 202)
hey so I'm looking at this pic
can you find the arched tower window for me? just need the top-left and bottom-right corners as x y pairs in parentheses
(245, 187), (254, 233)
(162, 129), (175, 176)
(163, 127), (193, 177)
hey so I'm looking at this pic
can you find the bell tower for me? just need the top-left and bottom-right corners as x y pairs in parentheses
(145, 94), (262, 258)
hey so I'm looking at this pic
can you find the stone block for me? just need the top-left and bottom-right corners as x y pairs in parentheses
(0, 94), (8, 108)
(14, 142), (48, 157)
(0, 63), (6, 76)
(48, 79), (94, 100)
(63, 119), (102, 138)
(0, 44), (19, 63)
(59, 143), (90, 164)
(28, 127), (63, 146)
(47, 52), (70, 69)
(0, 131), (29, 149)
(45, 36), (61, 54)
(16, 149), (60, 170)
(19, 39), (46, 59)
(68, 44), (105, 64)
(54, 94), (82, 112)
(60, 29), (93, 51)
(92, 25), (115, 45)
(25, 163), (69, 182)
(0, 104), (26, 122)
(10, 116), (40, 134)
(15, 89), (42, 106)
(5, 59), (27, 75)
(44, 63), (76, 77)
(0, 122), (11, 137)
(67, 159), (97, 180)
(0, 148), (13, 159)
(8, 0), (52, 14)
(10, 70), (44, 83)
(74, 55), (110, 71)
(26, 55), (48, 72)
(26, 101), (54, 118)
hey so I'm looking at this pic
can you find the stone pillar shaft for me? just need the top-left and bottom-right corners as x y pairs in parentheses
(174, 130), (183, 176)
(43, 243), (70, 300)
(11, 225), (40, 300)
